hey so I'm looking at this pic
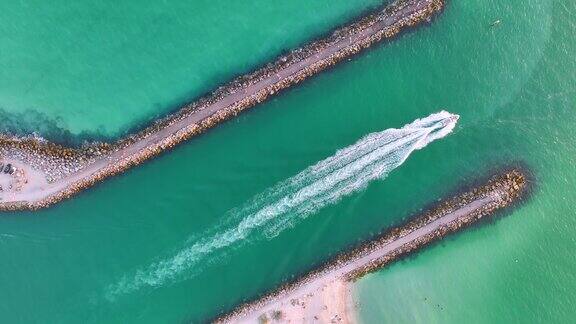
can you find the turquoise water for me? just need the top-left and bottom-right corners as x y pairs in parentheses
(357, 1), (576, 322)
(0, 0), (381, 140)
(0, 0), (575, 323)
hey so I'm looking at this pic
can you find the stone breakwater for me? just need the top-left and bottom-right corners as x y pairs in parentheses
(212, 169), (528, 323)
(0, 0), (445, 211)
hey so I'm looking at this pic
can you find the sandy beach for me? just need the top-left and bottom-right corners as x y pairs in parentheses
(249, 278), (357, 324)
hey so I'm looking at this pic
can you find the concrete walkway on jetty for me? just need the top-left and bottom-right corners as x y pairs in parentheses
(214, 170), (527, 323)
(216, 198), (498, 323)
(0, 0), (444, 210)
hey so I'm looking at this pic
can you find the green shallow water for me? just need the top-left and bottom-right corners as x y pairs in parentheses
(0, 0), (381, 140)
(0, 0), (575, 323)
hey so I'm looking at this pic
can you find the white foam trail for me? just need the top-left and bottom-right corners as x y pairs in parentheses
(105, 110), (459, 299)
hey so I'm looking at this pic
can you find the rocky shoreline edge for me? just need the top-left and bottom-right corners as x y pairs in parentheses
(211, 168), (529, 323)
(0, 0), (445, 211)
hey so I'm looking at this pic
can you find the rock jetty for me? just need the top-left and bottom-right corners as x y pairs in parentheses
(213, 168), (529, 323)
(0, 0), (445, 210)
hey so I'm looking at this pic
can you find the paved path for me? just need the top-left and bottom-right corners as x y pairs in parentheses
(222, 192), (501, 323)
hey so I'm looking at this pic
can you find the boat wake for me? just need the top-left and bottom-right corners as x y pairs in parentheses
(105, 110), (459, 300)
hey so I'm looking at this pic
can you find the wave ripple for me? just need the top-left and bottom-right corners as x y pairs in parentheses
(106, 110), (459, 299)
